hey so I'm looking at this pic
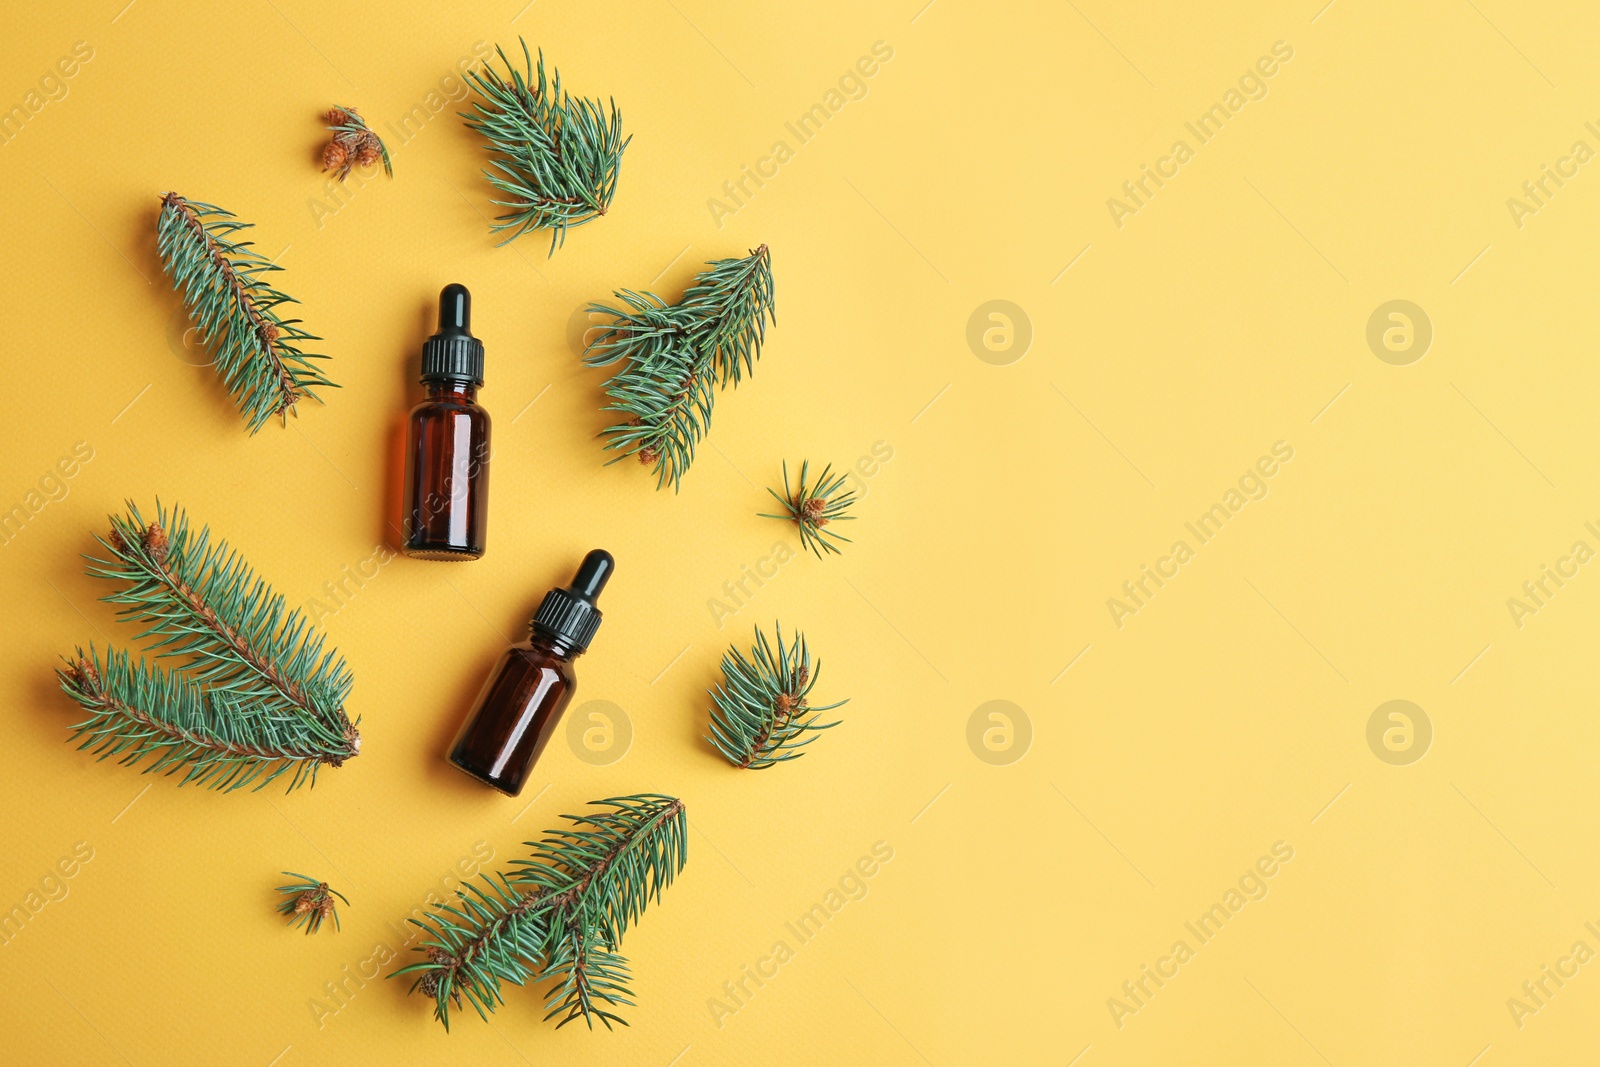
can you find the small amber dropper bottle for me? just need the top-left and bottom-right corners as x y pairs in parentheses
(402, 284), (490, 560)
(448, 550), (615, 796)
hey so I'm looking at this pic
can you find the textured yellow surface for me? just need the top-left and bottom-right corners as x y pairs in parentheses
(3, 0), (1599, 1063)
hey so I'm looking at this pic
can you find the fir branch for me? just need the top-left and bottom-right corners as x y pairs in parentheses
(52, 502), (359, 792)
(393, 794), (687, 1031)
(156, 193), (335, 432)
(760, 459), (857, 557)
(681, 244), (776, 388)
(322, 106), (392, 179)
(462, 40), (628, 254)
(584, 246), (775, 491)
(55, 647), (345, 791)
(277, 872), (348, 933)
(706, 625), (847, 769)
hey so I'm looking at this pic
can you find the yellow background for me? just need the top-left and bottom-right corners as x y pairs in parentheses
(1, 0), (1597, 1063)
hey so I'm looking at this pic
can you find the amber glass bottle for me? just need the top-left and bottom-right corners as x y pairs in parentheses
(402, 284), (490, 560)
(448, 550), (615, 795)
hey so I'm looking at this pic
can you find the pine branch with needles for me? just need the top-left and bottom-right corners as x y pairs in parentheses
(53, 501), (359, 793)
(277, 873), (348, 933)
(583, 246), (775, 490)
(392, 794), (686, 1031)
(156, 193), (335, 432)
(462, 39), (628, 254)
(761, 460), (857, 557)
(706, 625), (847, 769)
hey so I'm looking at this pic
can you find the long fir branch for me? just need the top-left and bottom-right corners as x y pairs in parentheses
(584, 246), (774, 491)
(156, 193), (335, 432)
(462, 40), (628, 254)
(53, 502), (358, 791)
(706, 625), (846, 769)
(56, 647), (348, 792)
(394, 794), (686, 1030)
(91, 502), (355, 739)
(681, 244), (775, 387)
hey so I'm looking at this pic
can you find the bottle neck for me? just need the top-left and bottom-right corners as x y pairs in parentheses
(528, 629), (579, 659)
(423, 379), (478, 402)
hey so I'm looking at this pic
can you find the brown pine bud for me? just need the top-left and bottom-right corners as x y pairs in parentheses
(71, 658), (101, 689)
(141, 521), (168, 563)
(143, 524), (169, 564)
(794, 665), (809, 687)
(293, 894), (316, 914)
(354, 141), (380, 168)
(324, 107), (350, 126)
(108, 528), (127, 553)
(639, 447), (660, 465)
(322, 140), (349, 171)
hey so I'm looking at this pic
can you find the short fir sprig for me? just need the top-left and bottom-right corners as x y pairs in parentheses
(393, 794), (687, 1031)
(706, 625), (847, 769)
(761, 460), (857, 557)
(584, 246), (775, 491)
(53, 501), (359, 793)
(321, 106), (391, 179)
(156, 193), (335, 432)
(462, 40), (628, 254)
(277, 873), (348, 933)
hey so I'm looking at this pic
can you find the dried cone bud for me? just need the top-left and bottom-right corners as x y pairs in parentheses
(293, 893), (317, 915)
(795, 665), (810, 687)
(143, 524), (169, 564)
(317, 896), (337, 921)
(72, 658), (101, 689)
(108, 528), (127, 553)
(322, 140), (348, 171)
(639, 447), (660, 465)
(324, 107), (350, 125)
(774, 692), (795, 719)
(354, 132), (381, 168)
(418, 973), (440, 997)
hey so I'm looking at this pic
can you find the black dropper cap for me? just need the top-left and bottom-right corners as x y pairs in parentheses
(421, 283), (485, 386)
(530, 550), (614, 653)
